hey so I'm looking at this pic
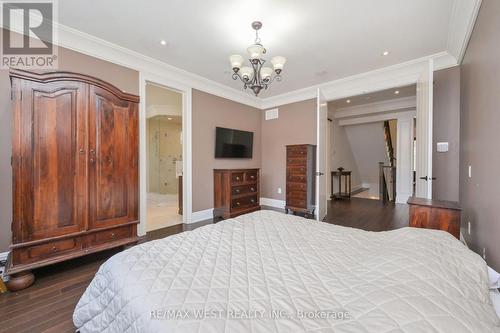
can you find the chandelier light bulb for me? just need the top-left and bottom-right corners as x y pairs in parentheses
(240, 66), (254, 81)
(229, 54), (244, 71)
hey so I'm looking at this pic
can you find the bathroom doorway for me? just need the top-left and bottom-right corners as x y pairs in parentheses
(146, 84), (183, 231)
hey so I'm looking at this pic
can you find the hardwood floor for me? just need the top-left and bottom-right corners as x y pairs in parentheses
(324, 197), (409, 231)
(0, 200), (408, 333)
(0, 220), (212, 333)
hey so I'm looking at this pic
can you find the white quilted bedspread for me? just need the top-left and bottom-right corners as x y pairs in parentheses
(73, 210), (500, 332)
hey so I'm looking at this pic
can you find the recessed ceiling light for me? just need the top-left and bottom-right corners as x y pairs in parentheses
(394, 90), (400, 95)
(346, 99), (351, 104)
(383, 51), (390, 56)
(160, 40), (167, 45)
(167, 117), (173, 120)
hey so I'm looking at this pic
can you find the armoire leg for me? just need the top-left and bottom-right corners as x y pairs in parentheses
(6, 271), (35, 291)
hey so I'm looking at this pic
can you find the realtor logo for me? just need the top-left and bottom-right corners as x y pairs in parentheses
(1, 0), (58, 69)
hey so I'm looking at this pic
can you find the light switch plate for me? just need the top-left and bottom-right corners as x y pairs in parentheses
(436, 142), (448, 152)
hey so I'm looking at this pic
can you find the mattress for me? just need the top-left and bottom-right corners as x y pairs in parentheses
(73, 210), (500, 332)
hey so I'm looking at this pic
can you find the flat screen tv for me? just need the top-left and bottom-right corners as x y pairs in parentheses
(215, 127), (253, 158)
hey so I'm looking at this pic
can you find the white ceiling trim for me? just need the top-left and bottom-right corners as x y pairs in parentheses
(339, 110), (416, 127)
(261, 52), (457, 109)
(4, 1), (480, 110)
(25, 20), (263, 108)
(146, 104), (182, 119)
(334, 96), (416, 119)
(447, 0), (482, 63)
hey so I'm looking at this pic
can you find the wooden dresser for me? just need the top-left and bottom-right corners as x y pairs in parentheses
(213, 169), (260, 219)
(407, 196), (461, 239)
(285, 144), (316, 217)
(6, 70), (139, 290)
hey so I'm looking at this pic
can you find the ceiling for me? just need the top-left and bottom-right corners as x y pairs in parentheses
(59, 0), (456, 98)
(329, 85), (416, 109)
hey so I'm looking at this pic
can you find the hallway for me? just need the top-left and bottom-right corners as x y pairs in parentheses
(324, 197), (409, 232)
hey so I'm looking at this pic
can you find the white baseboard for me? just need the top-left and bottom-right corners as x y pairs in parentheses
(260, 197), (286, 209)
(190, 208), (213, 223)
(361, 183), (371, 189)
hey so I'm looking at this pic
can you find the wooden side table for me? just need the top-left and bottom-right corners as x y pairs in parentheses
(407, 196), (461, 239)
(331, 169), (352, 200)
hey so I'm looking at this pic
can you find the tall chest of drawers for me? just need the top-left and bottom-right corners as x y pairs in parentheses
(213, 169), (260, 219)
(285, 145), (316, 217)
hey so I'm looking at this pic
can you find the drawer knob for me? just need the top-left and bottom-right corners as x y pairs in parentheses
(236, 176), (240, 180)
(250, 187), (255, 191)
(235, 189), (240, 193)
(111, 233), (116, 239)
(250, 175), (255, 179)
(236, 202), (241, 206)
(250, 199), (255, 203)
(52, 246), (57, 252)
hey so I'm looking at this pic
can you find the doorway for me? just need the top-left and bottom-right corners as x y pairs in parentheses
(327, 85), (416, 205)
(145, 84), (183, 231)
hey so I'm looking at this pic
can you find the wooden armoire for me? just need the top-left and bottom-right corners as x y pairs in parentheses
(6, 69), (139, 290)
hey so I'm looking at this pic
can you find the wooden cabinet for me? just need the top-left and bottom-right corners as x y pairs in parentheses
(7, 70), (140, 289)
(213, 169), (260, 219)
(407, 196), (461, 239)
(285, 144), (316, 217)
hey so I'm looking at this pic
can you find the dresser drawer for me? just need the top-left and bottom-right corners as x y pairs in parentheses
(287, 190), (307, 200)
(287, 174), (306, 183)
(23, 238), (81, 263)
(287, 157), (307, 166)
(232, 184), (258, 195)
(287, 166), (307, 174)
(245, 170), (258, 182)
(287, 182), (307, 191)
(287, 146), (308, 157)
(231, 172), (245, 183)
(232, 195), (258, 209)
(287, 198), (306, 208)
(88, 226), (133, 246)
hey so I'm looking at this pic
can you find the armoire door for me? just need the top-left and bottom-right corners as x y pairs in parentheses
(12, 80), (88, 243)
(88, 85), (139, 229)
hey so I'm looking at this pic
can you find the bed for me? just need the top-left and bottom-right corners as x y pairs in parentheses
(73, 210), (500, 332)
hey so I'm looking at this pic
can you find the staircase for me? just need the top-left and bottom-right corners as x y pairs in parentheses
(380, 121), (396, 203)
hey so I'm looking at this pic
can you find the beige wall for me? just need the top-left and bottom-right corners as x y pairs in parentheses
(344, 122), (390, 195)
(261, 99), (317, 200)
(460, 0), (500, 271)
(329, 115), (362, 191)
(432, 67), (460, 202)
(192, 89), (261, 211)
(0, 30), (139, 252)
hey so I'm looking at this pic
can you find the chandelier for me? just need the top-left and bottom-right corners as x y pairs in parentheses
(229, 21), (287, 96)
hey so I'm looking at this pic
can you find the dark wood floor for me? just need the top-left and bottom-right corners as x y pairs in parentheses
(0, 198), (409, 333)
(324, 197), (409, 231)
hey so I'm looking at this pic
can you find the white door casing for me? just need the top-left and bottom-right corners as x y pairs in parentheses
(415, 59), (434, 199)
(139, 72), (193, 236)
(316, 89), (328, 221)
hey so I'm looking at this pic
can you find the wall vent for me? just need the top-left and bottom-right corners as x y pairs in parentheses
(265, 108), (279, 120)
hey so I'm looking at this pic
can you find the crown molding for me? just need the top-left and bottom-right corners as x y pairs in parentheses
(57, 23), (262, 108)
(4, 1), (480, 110)
(334, 96), (416, 119)
(447, 0), (482, 64)
(338, 110), (416, 126)
(261, 52), (457, 109)
(3, 18), (262, 109)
